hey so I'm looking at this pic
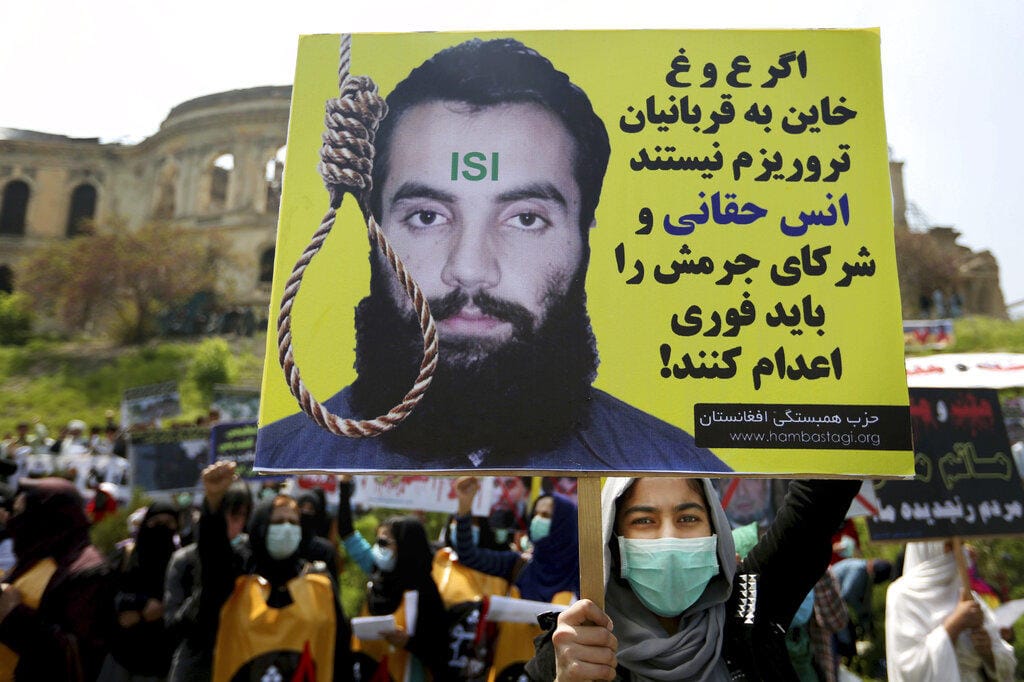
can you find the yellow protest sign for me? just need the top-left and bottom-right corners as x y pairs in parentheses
(256, 30), (912, 477)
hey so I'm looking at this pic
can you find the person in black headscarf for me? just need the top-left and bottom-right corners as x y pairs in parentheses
(165, 478), (251, 682)
(197, 461), (353, 681)
(296, 488), (332, 539)
(366, 516), (450, 679)
(295, 489), (339, 585)
(106, 500), (179, 680)
(452, 477), (580, 602)
(247, 495), (327, 604)
(441, 511), (505, 552)
(0, 477), (115, 681)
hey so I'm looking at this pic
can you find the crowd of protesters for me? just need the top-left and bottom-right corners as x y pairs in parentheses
(0, 412), (229, 495)
(0, 418), (1018, 681)
(0, 419), (593, 682)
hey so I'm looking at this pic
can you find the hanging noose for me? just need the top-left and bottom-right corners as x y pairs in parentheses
(276, 34), (438, 438)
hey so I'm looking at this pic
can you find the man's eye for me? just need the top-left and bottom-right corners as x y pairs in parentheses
(412, 211), (438, 226)
(508, 212), (549, 230)
(403, 209), (448, 229)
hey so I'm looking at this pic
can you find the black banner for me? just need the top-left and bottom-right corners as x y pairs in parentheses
(694, 403), (912, 450)
(867, 388), (1024, 541)
(210, 421), (259, 479)
(130, 426), (210, 492)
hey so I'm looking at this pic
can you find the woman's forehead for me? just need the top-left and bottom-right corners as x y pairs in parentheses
(270, 504), (299, 522)
(620, 478), (703, 510)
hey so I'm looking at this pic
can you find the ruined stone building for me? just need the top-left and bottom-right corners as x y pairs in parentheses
(889, 160), (1008, 319)
(0, 86), (290, 310)
(0, 86), (1008, 321)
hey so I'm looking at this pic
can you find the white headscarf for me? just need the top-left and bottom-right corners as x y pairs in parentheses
(602, 477), (736, 682)
(886, 541), (1015, 682)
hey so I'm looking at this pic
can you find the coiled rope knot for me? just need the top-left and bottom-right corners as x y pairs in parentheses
(318, 75), (388, 211)
(276, 36), (437, 441)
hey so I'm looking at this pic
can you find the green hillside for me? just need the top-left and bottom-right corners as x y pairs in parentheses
(0, 334), (267, 435)
(3, 316), (1022, 437)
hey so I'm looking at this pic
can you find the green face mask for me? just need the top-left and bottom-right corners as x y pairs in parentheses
(266, 522), (301, 560)
(529, 515), (551, 543)
(618, 534), (719, 617)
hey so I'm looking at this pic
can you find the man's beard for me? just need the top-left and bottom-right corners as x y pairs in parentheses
(349, 271), (599, 459)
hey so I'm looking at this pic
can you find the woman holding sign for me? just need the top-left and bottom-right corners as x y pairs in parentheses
(885, 541), (1015, 682)
(525, 477), (859, 681)
(367, 517), (451, 680)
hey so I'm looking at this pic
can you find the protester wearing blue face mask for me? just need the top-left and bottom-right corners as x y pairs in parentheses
(488, 508), (517, 549)
(191, 462), (353, 682)
(336, 475), (386, 577)
(453, 477), (580, 602)
(449, 518), (482, 547)
(333, 481), (450, 681)
(441, 512), (514, 552)
(526, 477), (859, 681)
(247, 496), (317, 605)
(366, 516), (450, 680)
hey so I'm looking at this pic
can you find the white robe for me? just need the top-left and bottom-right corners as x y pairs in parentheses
(885, 542), (1015, 682)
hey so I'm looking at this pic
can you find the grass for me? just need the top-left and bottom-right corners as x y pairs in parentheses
(0, 329), (458, 623)
(4, 315), (1020, 436)
(946, 316), (1024, 353)
(0, 334), (266, 436)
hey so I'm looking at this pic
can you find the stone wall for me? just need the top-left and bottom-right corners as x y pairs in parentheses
(890, 161), (1007, 319)
(0, 85), (290, 307)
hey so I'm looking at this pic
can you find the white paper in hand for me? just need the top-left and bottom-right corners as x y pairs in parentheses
(351, 614), (397, 640)
(486, 595), (568, 623)
(403, 590), (419, 637)
(993, 598), (1024, 630)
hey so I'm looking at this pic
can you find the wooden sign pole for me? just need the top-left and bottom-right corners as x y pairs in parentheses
(951, 536), (973, 593)
(576, 476), (605, 610)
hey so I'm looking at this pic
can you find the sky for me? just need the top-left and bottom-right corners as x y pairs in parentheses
(2, 0), (1022, 313)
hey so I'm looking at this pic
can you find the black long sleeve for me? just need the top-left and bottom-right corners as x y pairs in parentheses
(526, 479), (861, 682)
(195, 502), (247, 649)
(337, 480), (355, 539)
(741, 479), (860, 629)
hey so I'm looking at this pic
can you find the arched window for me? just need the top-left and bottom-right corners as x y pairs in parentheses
(0, 180), (30, 236)
(209, 153), (234, 213)
(66, 183), (97, 237)
(0, 264), (12, 294)
(259, 247), (275, 284)
(154, 161), (178, 220)
(264, 145), (286, 214)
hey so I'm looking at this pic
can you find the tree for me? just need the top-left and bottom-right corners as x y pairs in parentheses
(894, 229), (963, 318)
(21, 220), (229, 344)
(0, 291), (33, 345)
